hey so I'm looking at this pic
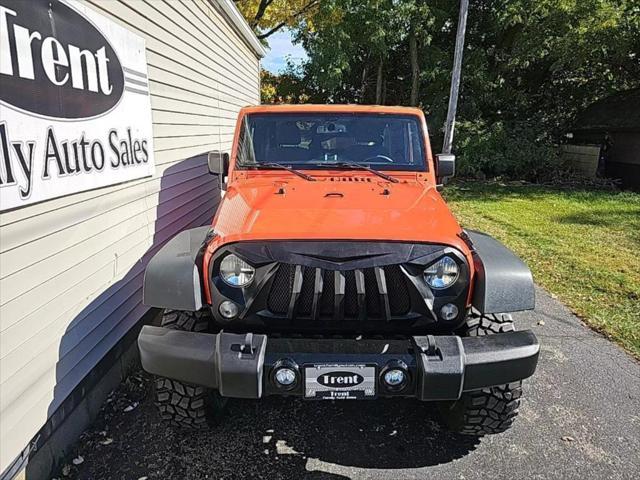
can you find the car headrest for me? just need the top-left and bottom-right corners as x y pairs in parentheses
(350, 123), (382, 144)
(277, 122), (302, 146)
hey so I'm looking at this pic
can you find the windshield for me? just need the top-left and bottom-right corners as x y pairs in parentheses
(236, 113), (427, 171)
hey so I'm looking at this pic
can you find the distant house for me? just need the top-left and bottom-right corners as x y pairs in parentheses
(567, 88), (640, 189)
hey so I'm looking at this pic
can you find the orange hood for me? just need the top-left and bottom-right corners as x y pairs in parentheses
(209, 174), (467, 250)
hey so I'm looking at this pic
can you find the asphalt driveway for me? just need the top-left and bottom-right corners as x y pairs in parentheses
(63, 287), (640, 480)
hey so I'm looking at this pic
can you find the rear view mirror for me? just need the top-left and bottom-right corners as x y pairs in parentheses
(208, 151), (229, 175)
(208, 151), (230, 190)
(436, 153), (455, 181)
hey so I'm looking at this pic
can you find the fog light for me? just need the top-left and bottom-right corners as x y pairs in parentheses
(384, 369), (405, 387)
(381, 361), (409, 392)
(275, 368), (296, 386)
(440, 303), (459, 321)
(272, 360), (299, 390)
(219, 300), (239, 319)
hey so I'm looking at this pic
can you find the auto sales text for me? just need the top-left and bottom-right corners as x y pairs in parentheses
(0, 122), (149, 199)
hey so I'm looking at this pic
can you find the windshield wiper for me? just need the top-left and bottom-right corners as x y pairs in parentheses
(315, 161), (399, 183)
(254, 162), (316, 181)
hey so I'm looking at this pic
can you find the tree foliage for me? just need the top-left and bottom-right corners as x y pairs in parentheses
(234, 0), (320, 39)
(261, 67), (309, 103)
(295, 0), (436, 105)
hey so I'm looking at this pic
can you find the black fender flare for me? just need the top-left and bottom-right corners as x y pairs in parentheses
(466, 230), (535, 314)
(142, 226), (214, 311)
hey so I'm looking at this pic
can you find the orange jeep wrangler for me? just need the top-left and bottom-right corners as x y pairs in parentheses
(138, 105), (539, 435)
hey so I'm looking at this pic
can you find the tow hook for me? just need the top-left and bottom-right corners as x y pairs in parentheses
(239, 332), (255, 356)
(413, 335), (465, 401)
(216, 332), (267, 398)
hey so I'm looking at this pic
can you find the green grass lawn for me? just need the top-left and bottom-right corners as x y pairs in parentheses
(445, 182), (640, 358)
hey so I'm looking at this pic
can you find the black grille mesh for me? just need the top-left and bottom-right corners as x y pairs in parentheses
(266, 264), (411, 320)
(364, 269), (381, 317)
(266, 264), (293, 314)
(320, 270), (334, 316)
(386, 265), (412, 314)
(297, 267), (316, 315)
(344, 270), (358, 318)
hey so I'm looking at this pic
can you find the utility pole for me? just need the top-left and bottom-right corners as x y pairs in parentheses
(442, 0), (469, 154)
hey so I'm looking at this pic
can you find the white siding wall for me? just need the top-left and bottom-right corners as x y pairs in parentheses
(0, 0), (261, 471)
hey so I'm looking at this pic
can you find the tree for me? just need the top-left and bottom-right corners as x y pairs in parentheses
(291, 0), (638, 129)
(294, 0), (435, 105)
(261, 66), (310, 104)
(459, 0), (640, 133)
(234, 0), (320, 39)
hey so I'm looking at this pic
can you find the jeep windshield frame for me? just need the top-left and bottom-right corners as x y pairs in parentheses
(235, 112), (428, 172)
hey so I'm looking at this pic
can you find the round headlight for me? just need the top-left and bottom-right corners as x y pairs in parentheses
(220, 254), (255, 287)
(424, 256), (459, 290)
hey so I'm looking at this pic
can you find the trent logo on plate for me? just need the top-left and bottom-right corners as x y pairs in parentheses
(317, 371), (365, 387)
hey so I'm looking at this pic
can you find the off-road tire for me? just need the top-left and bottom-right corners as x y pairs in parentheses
(160, 309), (209, 333)
(462, 312), (516, 336)
(153, 309), (225, 428)
(440, 313), (523, 435)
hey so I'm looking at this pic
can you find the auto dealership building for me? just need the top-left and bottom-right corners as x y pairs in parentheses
(0, 1), (264, 477)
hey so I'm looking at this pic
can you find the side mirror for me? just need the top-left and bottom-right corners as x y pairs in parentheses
(208, 151), (230, 189)
(436, 153), (455, 182)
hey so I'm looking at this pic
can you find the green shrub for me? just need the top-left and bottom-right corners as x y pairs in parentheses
(454, 120), (564, 182)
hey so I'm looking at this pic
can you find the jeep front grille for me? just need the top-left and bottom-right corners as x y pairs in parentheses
(209, 241), (469, 331)
(265, 264), (411, 321)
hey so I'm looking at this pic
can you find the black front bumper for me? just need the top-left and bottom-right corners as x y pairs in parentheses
(138, 327), (539, 401)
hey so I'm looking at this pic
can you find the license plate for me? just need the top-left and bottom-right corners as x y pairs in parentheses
(304, 364), (376, 400)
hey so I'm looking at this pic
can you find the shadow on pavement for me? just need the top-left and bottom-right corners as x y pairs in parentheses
(162, 395), (481, 479)
(236, 397), (480, 470)
(66, 369), (480, 479)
